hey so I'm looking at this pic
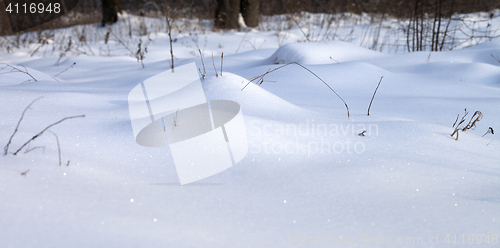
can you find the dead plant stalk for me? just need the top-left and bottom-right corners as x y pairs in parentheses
(13, 115), (86, 155)
(243, 62), (349, 118)
(367, 76), (384, 116)
(4, 96), (43, 155)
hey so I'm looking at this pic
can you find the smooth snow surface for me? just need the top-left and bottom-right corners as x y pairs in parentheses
(1, 14), (499, 248)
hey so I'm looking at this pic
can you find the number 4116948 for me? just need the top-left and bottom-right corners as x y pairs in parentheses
(5, 3), (61, 14)
(444, 234), (498, 244)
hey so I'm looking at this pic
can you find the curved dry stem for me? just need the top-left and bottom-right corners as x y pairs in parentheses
(13, 115), (85, 155)
(242, 62), (350, 118)
(4, 96), (43, 155)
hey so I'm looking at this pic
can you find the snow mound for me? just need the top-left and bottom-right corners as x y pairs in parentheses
(201, 72), (308, 118)
(267, 41), (383, 65)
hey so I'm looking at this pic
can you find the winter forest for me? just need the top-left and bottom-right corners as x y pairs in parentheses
(1, 0), (499, 247)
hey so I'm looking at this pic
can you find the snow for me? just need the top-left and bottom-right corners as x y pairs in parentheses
(1, 12), (499, 247)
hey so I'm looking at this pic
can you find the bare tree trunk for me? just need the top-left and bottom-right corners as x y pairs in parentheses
(215, 0), (240, 29)
(240, 0), (259, 27)
(435, 0), (443, 51)
(115, 0), (123, 14)
(102, 0), (119, 26)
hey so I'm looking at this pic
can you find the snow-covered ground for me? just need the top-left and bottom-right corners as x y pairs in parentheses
(1, 12), (499, 247)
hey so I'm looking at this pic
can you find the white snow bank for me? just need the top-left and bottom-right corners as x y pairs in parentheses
(267, 41), (384, 65)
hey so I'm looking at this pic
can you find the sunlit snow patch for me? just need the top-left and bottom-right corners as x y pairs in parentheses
(128, 62), (248, 185)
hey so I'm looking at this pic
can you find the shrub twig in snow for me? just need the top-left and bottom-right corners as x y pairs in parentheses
(173, 108), (179, 127)
(367, 76), (384, 116)
(14, 115), (86, 155)
(0, 63), (38, 83)
(135, 39), (149, 68)
(329, 57), (339, 63)
(243, 62), (350, 118)
(220, 53), (224, 76)
(291, 16), (310, 42)
(55, 37), (73, 66)
(4, 96), (43, 155)
(54, 62), (76, 78)
(165, 2), (174, 72)
(198, 49), (206, 79)
(24, 145), (45, 154)
(491, 54), (500, 63)
(482, 127), (494, 137)
(212, 52), (219, 77)
(48, 130), (62, 166)
(451, 108), (483, 140)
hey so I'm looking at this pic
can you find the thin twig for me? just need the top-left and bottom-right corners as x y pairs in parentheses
(21, 169), (30, 176)
(173, 108), (179, 127)
(291, 16), (311, 42)
(165, 2), (174, 72)
(212, 52), (218, 77)
(48, 130), (61, 166)
(54, 62), (76, 77)
(329, 56), (339, 63)
(14, 115), (85, 155)
(110, 32), (135, 56)
(221, 53), (224, 76)
(367, 76), (384, 116)
(491, 54), (500, 63)
(0, 63), (38, 82)
(24, 145), (45, 154)
(4, 97), (43, 155)
(235, 32), (248, 54)
(452, 114), (460, 127)
(243, 62), (349, 118)
(198, 49), (206, 79)
(482, 127), (494, 137)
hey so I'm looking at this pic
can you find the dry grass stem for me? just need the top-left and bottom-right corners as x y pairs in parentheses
(243, 62), (350, 118)
(4, 96), (43, 155)
(48, 130), (62, 166)
(14, 115), (86, 155)
(451, 108), (483, 140)
(212, 52), (219, 77)
(367, 76), (384, 116)
(198, 49), (206, 79)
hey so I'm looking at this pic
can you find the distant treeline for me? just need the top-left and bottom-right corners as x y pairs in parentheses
(122, 0), (499, 17)
(1, 0), (499, 35)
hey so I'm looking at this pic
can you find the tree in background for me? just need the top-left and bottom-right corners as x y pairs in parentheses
(240, 0), (259, 27)
(102, 0), (122, 26)
(215, 0), (259, 29)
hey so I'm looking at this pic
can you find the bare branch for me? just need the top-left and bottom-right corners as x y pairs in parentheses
(14, 115), (85, 155)
(0, 63), (38, 83)
(48, 130), (62, 166)
(220, 53), (224, 76)
(212, 52), (219, 77)
(4, 96), (43, 155)
(291, 15), (311, 42)
(164, 1), (175, 72)
(24, 145), (45, 154)
(243, 62), (349, 118)
(54, 62), (76, 78)
(367, 76), (384, 116)
(198, 49), (206, 79)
